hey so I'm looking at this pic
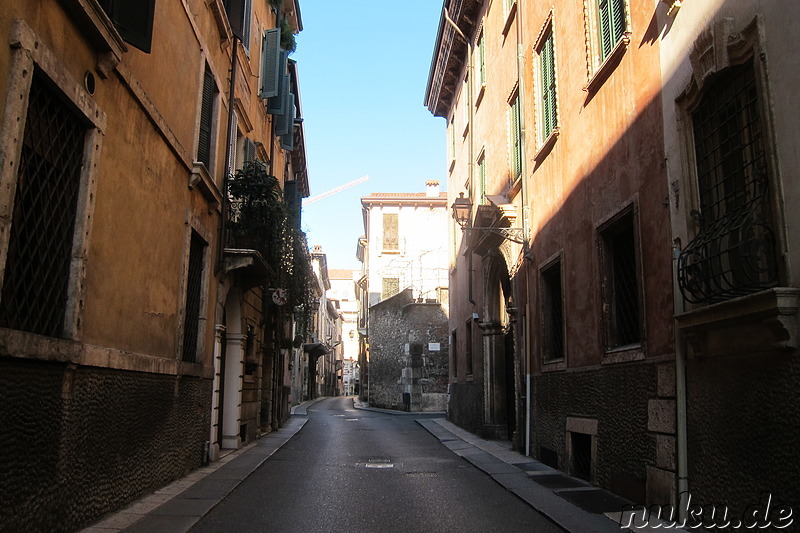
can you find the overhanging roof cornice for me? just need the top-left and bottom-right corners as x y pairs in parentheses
(424, 0), (483, 118)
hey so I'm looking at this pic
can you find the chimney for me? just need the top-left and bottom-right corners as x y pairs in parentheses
(425, 180), (440, 197)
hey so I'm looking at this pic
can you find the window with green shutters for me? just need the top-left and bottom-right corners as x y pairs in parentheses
(478, 153), (486, 205)
(538, 26), (557, 141)
(597, 0), (627, 60)
(260, 28), (281, 99)
(509, 93), (522, 180)
(197, 66), (217, 170)
(476, 32), (486, 91)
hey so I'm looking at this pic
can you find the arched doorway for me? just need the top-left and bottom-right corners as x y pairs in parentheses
(483, 254), (516, 441)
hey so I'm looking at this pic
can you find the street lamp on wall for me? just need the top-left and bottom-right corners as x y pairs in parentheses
(451, 192), (526, 245)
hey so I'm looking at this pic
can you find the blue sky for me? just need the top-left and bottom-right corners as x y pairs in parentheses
(292, 1), (447, 270)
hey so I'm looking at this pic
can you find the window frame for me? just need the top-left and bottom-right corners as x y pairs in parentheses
(381, 213), (400, 253)
(508, 89), (523, 182)
(533, 13), (560, 155)
(597, 203), (645, 360)
(0, 20), (105, 342)
(582, 0), (631, 91)
(540, 254), (566, 367)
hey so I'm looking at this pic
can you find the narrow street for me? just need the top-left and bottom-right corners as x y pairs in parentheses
(189, 397), (563, 533)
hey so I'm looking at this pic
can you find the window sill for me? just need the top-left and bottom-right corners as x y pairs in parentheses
(534, 127), (560, 163)
(602, 344), (644, 364)
(190, 162), (222, 209)
(380, 249), (401, 255)
(583, 33), (631, 95)
(541, 358), (566, 372)
(676, 287), (800, 357)
(475, 84), (486, 108)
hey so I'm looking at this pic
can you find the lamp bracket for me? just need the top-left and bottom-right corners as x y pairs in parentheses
(462, 226), (526, 245)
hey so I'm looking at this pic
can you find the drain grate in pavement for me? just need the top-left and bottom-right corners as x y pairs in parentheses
(529, 474), (589, 490)
(406, 472), (438, 477)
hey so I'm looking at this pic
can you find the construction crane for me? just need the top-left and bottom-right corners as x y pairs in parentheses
(302, 175), (370, 206)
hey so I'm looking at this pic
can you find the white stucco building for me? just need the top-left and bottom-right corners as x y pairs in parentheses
(358, 181), (450, 308)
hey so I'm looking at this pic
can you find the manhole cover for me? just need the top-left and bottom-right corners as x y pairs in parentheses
(406, 472), (438, 477)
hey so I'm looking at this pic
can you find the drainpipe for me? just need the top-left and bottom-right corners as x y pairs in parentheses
(514, 0), (532, 458)
(672, 239), (689, 521)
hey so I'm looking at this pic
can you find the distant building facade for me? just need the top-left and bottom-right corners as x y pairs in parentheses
(356, 182), (450, 411)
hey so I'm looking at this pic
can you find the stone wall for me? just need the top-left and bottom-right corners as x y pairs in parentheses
(0, 357), (211, 533)
(532, 362), (658, 504)
(686, 352), (800, 518)
(368, 290), (449, 411)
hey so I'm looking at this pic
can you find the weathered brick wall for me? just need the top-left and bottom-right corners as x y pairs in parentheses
(533, 362), (657, 502)
(687, 352), (800, 518)
(369, 290), (449, 410)
(0, 357), (211, 533)
(448, 381), (484, 434)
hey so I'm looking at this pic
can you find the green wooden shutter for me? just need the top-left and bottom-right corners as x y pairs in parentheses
(99, 0), (156, 53)
(479, 157), (486, 204)
(540, 30), (557, 139)
(279, 94), (295, 149)
(598, 0), (626, 59)
(260, 29), (281, 98)
(223, 0), (246, 41)
(267, 51), (288, 115)
(275, 92), (294, 136)
(478, 34), (486, 86)
(510, 96), (522, 179)
(197, 67), (215, 167)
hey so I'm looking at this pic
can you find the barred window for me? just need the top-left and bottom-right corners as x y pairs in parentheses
(381, 277), (399, 299)
(541, 259), (565, 362)
(182, 231), (207, 363)
(0, 69), (88, 338)
(599, 209), (641, 348)
(677, 61), (779, 303)
(382, 213), (399, 251)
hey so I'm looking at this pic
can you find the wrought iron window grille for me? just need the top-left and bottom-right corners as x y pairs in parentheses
(678, 61), (779, 304)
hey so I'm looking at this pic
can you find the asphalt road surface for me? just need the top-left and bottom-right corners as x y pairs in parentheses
(190, 397), (564, 533)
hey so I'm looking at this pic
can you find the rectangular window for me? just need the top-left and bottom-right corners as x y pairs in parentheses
(541, 259), (564, 362)
(448, 117), (456, 169)
(451, 330), (458, 380)
(381, 277), (399, 299)
(259, 28), (281, 99)
(465, 318), (474, 377)
(98, 0), (156, 53)
(597, 0), (627, 60)
(182, 231), (207, 363)
(509, 92), (522, 180)
(537, 25), (558, 142)
(0, 69), (88, 338)
(382, 213), (399, 251)
(197, 66), (217, 170)
(478, 152), (487, 205)
(678, 60), (778, 303)
(223, 0), (252, 49)
(462, 75), (470, 137)
(599, 209), (641, 349)
(476, 32), (486, 92)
